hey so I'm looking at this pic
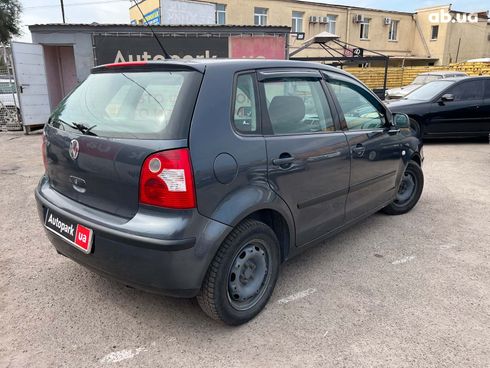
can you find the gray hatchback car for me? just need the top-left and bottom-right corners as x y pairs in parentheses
(36, 59), (424, 325)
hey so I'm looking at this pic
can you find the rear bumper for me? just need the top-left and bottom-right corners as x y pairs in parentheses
(35, 176), (232, 298)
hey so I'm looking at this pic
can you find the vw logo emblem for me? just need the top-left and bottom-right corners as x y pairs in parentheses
(69, 139), (80, 160)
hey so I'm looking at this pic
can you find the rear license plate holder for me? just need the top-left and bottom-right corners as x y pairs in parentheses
(44, 209), (93, 254)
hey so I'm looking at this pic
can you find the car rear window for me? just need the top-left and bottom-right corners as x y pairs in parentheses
(49, 70), (202, 139)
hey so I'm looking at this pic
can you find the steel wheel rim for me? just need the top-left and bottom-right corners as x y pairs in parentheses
(395, 171), (416, 204)
(227, 240), (271, 311)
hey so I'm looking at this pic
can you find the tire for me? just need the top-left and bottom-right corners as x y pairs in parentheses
(197, 219), (280, 325)
(382, 161), (424, 215)
(409, 118), (422, 139)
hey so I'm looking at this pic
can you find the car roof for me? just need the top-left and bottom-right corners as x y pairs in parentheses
(443, 75), (490, 81)
(92, 59), (354, 80)
(418, 71), (467, 76)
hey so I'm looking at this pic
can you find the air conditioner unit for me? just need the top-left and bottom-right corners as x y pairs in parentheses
(384, 17), (392, 25)
(318, 16), (328, 24)
(353, 14), (365, 23)
(309, 16), (318, 23)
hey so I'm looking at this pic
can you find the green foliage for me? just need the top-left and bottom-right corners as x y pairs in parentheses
(0, 0), (22, 44)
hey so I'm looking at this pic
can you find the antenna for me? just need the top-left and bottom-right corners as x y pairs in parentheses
(131, 0), (171, 59)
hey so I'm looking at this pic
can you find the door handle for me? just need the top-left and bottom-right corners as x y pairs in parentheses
(352, 145), (365, 157)
(272, 154), (295, 168)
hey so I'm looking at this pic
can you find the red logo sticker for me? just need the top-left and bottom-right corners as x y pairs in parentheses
(75, 224), (92, 251)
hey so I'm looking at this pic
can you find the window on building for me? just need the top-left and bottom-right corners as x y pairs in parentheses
(216, 4), (226, 25)
(359, 20), (370, 40)
(388, 20), (399, 41)
(326, 14), (337, 34)
(431, 25), (439, 40)
(254, 7), (268, 26)
(292, 11), (303, 33)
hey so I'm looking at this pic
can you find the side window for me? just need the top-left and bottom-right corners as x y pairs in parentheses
(233, 74), (258, 134)
(484, 80), (490, 99)
(448, 80), (484, 101)
(328, 80), (386, 131)
(262, 78), (334, 135)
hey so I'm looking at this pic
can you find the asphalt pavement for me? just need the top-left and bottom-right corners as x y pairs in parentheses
(1, 132), (489, 367)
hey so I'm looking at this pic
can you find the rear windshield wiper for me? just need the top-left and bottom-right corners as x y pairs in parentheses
(70, 122), (98, 136)
(54, 118), (97, 136)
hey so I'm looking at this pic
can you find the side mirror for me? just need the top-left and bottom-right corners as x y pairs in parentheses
(440, 94), (454, 102)
(393, 113), (410, 128)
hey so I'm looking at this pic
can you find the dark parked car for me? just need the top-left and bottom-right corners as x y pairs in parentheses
(36, 60), (424, 325)
(386, 76), (490, 139)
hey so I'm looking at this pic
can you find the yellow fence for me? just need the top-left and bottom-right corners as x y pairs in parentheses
(343, 63), (490, 89)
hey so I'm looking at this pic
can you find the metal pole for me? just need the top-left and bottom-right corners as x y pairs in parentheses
(60, 0), (66, 23)
(455, 37), (461, 63)
(383, 57), (389, 100)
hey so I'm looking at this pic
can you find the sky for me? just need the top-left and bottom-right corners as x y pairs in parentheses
(16, 0), (488, 42)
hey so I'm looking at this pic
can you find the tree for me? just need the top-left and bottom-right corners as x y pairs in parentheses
(0, 0), (22, 45)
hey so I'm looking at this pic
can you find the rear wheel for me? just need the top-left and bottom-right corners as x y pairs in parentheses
(382, 161), (424, 215)
(197, 219), (280, 325)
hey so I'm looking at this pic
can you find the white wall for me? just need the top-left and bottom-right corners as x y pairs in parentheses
(161, 0), (215, 25)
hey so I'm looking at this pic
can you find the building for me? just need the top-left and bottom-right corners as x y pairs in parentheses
(16, 23), (288, 129)
(129, 0), (490, 65)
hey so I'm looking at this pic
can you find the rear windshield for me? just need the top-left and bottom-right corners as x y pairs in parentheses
(49, 70), (202, 139)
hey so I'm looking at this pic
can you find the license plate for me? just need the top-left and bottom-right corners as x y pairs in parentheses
(44, 209), (93, 254)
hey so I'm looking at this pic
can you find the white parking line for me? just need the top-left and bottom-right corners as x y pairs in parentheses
(392, 255), (416, 265)
(99, 347), (147, 364)
(277, 288), (317, 304)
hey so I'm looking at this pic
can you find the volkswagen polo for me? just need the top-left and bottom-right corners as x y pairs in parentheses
(36, 60), (424, 325)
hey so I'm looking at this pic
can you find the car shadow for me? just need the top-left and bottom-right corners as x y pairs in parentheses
(423, 137), (489, 144)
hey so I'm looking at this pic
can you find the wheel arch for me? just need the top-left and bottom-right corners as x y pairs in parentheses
(410, 152), (422, 167)
(244, 208), (292, 262)
(204, 184), (296, 263)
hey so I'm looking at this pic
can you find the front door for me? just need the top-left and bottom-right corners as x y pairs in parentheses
(428, 79), (485, 136)
(259, 70), (351, 246)
(326, 74), (403, 222)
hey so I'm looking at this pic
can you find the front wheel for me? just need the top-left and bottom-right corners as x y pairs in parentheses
(409, 118), (422, 139)
(197, 219), (280, 325)
(382, 161), (424, 215)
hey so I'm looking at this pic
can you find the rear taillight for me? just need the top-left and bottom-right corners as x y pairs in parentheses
(41, 131), (48, 171)
(139, 149), (196, 209)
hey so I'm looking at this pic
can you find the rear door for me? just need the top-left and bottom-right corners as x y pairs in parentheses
(11, 42), (51, 127)
(325, 74), (402, 222)
(259, 69), (350, 246)
(428, 79), (485, 135)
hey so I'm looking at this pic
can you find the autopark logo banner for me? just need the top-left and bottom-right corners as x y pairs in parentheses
(428, 10), (479, 24)
(92, 34), (286, 65)
(93, 35), (228, 65)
